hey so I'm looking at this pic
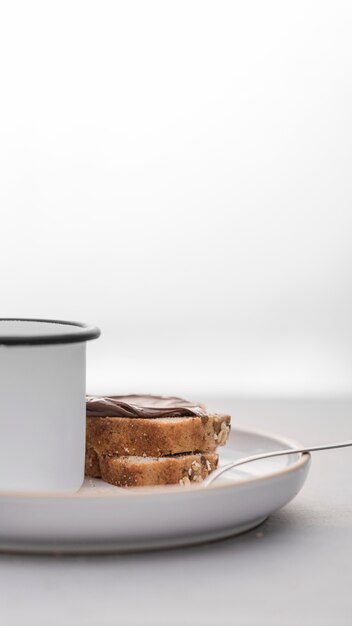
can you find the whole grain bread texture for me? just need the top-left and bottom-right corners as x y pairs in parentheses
(86, 413), (230, 458)
(85, 450), (218, 487)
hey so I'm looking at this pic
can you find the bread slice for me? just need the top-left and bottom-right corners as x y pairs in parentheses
(86, 413), (230, 458)
(85, 450), (218, 487)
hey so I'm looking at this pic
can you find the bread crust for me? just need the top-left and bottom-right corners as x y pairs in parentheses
(86, 413), (230, 457)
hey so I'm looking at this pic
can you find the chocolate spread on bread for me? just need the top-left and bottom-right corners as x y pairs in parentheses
(86, 395), (207, 419)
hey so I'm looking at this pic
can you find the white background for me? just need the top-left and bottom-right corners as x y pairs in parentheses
(0, 1), (351, 396)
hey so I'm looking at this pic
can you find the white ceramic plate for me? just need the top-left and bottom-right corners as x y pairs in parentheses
(0, 427), (310, 553)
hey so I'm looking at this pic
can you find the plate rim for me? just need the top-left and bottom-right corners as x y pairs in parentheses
(0, 426), (311, 500)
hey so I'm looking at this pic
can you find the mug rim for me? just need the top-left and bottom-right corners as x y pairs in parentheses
(0, 318), (101, 345)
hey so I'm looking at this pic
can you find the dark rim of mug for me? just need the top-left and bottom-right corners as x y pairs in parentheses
(0, 318), (101, 345)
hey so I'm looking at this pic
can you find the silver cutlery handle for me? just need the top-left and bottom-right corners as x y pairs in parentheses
(203, 440), (352, 486)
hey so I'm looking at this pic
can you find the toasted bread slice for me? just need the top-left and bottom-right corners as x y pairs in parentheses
(85, 450), (218, 487)
(86, 413), (230, 458)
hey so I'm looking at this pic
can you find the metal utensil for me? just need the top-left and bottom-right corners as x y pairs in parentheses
(203, 439), (352, 487)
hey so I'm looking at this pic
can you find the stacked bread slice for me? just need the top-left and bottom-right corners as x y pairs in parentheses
(85, 395), (231, 487)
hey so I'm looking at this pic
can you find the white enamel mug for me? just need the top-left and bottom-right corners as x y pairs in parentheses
(0, 318), (100, 493)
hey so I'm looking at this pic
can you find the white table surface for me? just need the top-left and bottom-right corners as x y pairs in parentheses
(0, 397), (351, 626)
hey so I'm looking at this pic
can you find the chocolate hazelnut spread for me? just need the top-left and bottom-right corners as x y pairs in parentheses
(86, 394), (207, 419)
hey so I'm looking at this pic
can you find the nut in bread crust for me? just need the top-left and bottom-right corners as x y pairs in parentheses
(179, 476), (191, 487)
